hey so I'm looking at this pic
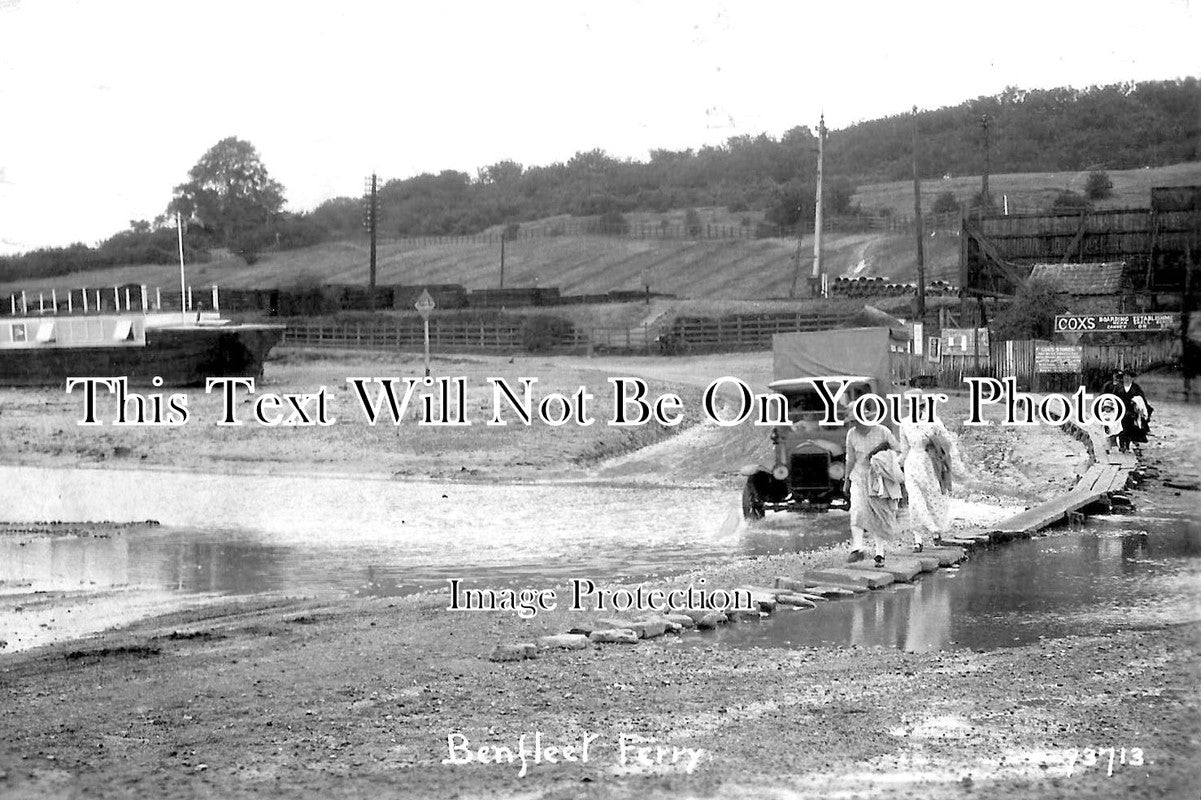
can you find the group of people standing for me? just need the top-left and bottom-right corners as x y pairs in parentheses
(843, 390), (955, 567)
(1102, 369), (1153, 454)
(841, 371), (1154, 564)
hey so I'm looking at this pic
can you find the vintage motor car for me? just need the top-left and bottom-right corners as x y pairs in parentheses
(738, 324), (910, 519)
(739, 375), (885, 518)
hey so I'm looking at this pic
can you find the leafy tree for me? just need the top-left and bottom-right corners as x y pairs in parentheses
(1085, 169), (1113, 200)
(991, 279), (1068, 340)
(168, 137), (286, 258)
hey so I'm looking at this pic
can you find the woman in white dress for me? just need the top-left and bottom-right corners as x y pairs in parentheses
(843, 417), (901, 567)
(898, 396), (954, 552)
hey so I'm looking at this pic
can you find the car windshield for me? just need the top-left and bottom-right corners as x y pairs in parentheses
(781, 381), (873, 422)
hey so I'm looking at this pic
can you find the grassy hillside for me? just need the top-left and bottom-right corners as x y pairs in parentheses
(853, 162), (1201, 217)
(2, 227), (939, 301)
(5, 163), (1194, 304)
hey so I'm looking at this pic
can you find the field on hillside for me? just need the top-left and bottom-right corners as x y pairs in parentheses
(853, 162), (1201, 217)
(3, 230), (935, 301)
(6, 163), (1194, 303)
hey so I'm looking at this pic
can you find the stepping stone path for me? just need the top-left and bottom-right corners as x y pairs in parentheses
(487, 428), (1135, 663)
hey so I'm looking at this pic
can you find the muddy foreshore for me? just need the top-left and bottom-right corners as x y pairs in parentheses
(0, 357), (1198, 799)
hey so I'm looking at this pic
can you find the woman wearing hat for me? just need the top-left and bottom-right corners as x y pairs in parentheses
(1113, 370), (1153, 453)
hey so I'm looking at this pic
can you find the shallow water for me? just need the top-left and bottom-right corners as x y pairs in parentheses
(0, 465), (765, 597)
(3, 465), (1197, 655)
(687, 515), (1201, 652)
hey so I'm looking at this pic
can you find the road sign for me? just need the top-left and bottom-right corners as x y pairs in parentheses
(1054, 313), (1179, 333)
(414, 289), (436, 318)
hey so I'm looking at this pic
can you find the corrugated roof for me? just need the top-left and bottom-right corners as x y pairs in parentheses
(1028, 262), (1129, 295)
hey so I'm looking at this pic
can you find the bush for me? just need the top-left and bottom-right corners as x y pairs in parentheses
(931, 191), (959, 214)
(990, 279), (1068, 340)
(589, 209), (629, 235)
(1049, 190), (1091, 213)
(520, 314), (575, 353)
(1085, 170), (1113, 200)
(684, 208), (703, 237)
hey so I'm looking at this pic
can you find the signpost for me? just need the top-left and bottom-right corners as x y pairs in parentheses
(415, 289), (436, 378)
(1054, 313), (1180, 333)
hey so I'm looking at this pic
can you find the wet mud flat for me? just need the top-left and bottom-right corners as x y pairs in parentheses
(0, 551), (1197, 800)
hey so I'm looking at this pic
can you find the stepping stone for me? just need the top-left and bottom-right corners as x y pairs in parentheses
(596, 618), (668, 639)
(735, 587), (779, 612)
(915, 547), (966, 566)
(848, 560), (919, 582)
(806, 584), (863, 597)
(589, 629), (638, 644)
(775, 593), (818, 609)
(696, 612), (728, 629)
(940, 537), (985, 548)
(886, 556), (939, 573)
(538, 634), (589, 650)
(806, 567), (894, 590)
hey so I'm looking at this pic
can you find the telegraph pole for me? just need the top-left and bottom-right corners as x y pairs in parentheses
(499, 231), (505, 289)
(980, 114), (991, 211)
(364, 173), (379, 291)
(912, 106), (926, 318)
(811, 113), (826, 285)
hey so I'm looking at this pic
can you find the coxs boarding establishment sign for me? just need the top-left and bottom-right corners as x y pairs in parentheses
(1054, 313), (1180, 333)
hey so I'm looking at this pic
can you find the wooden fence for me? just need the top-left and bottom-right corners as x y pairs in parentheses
(280, 311), (862, 356)
(365, 211), (961, 248)
(661, 311), (860, 352)
(920, 337), (1182, 391)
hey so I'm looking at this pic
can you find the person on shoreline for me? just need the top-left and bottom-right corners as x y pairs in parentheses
(843, 413), (901, 567)
(1100, 369), (1124, 449)
(898, 390), (954, 553)
(1113, 370), (1153, 454)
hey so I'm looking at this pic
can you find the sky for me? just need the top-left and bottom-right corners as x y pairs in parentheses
(0, 0), (1197, 255)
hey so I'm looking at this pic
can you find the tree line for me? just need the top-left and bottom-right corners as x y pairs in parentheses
(2, 78), (1196, 284)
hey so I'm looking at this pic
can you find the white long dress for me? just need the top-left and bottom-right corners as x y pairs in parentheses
(845, 425), (900, 535)
(899, 420), (952, 537)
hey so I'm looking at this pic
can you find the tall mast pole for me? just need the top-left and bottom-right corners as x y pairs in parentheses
(369, 172), (378, 291)
(981, 114), (991, 211)
(912, 106), (926, 318)
(811, 113), (826, 285)
(176, 212), (186, 314)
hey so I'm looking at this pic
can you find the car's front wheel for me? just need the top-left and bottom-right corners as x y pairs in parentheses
(741, 478), (766, 520)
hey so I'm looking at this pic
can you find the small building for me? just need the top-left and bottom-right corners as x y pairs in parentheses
(1027, 261), (1137, 314)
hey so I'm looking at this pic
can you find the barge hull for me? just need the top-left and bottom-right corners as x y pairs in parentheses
(0, 325), (284, 387)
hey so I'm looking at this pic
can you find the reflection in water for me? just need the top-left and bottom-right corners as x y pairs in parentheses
(688, 516), (1200, 652)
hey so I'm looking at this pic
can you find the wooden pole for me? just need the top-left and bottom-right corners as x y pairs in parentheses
(177, 212), (187, 315)
(812, 113), (826, 282)
(981, 114), (991, 210)
(368, 173), (378, 293)
(913, 105), (926, 318)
